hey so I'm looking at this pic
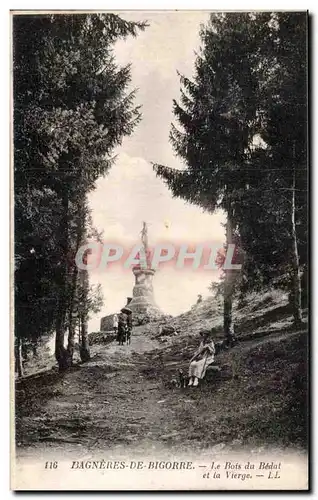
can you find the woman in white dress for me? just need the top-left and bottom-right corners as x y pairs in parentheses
(188, 329), (216, 387)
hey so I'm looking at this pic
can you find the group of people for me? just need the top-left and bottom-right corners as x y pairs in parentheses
(113, 309), (133, 346)
(112, 306), (236, 386)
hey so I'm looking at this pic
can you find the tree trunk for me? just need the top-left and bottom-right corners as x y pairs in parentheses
(78, 316), (82, 344)
(55, 315), (69, 370)
(223, 202), (234, 341)
(67, 197), (86, 361)
(79, 269), (90, 362)
(291, 161), (303, 328)
(55, 190), (71, 371)
(80, 311), (90, 362)
(32, 342), (37, 357)
(15, 337), (23, 378)
(21, 342), (28, 361)
(67, 265), (79, 362)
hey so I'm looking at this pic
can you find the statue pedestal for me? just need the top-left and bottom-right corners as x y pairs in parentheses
(128, 267), (162, 319)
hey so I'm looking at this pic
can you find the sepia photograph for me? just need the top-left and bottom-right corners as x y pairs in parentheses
(11, 9), (309, 490)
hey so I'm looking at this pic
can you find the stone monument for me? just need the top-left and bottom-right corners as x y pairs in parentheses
(127, 222), (163, 322)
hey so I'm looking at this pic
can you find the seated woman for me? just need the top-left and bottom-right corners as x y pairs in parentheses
(188, 329), (216, 387)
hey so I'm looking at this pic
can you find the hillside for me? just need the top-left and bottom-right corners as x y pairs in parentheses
(15, 289), (308, 459)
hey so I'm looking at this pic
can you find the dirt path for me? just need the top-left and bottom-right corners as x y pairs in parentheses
(16, 331), (189, 458)
(15, 327), (307, 460)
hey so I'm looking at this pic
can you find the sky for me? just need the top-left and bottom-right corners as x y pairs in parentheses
(88, 11), (225, 332)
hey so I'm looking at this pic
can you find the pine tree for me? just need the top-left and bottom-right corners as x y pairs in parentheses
(236, 12), (307, 325)
(13, 14), (147, 370)
(260, 13), (307, 326)
(153, 12), (307, 330)
(154, 13), (272, 337)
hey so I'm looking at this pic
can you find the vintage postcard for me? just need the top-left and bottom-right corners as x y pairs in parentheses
(11, 10), (309, 491)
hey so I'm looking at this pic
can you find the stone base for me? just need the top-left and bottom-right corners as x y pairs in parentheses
(128, 298), (164, 325)
(129, 266), (164, 324)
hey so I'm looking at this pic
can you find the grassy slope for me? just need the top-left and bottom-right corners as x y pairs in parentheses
(15, 289), (308, 456)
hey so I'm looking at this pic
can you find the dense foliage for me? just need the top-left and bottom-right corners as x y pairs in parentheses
(153, 12), (307, 329)
(14, 14), (147, 372)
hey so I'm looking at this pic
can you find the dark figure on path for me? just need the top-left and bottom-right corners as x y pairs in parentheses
(197, 294), (202, 304)
(118, 311), (128, 346)
(126, 311), (133, 345)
